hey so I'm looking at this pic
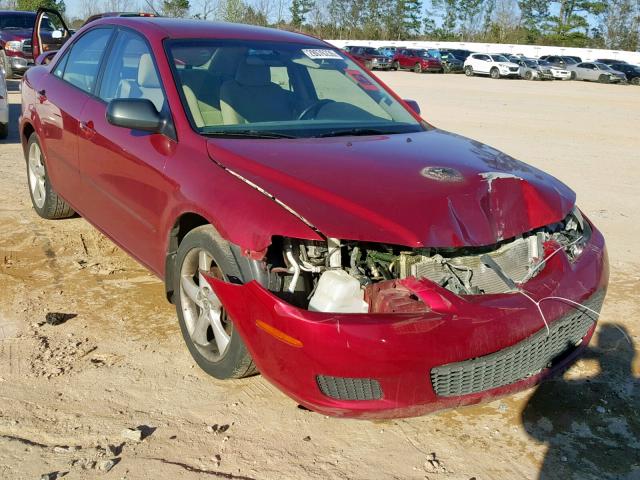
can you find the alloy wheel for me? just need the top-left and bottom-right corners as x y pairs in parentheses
(28, 141), (46, 209)
(179, 248), (232, 362)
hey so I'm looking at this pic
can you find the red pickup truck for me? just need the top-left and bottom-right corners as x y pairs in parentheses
(0, 10), (37, 78)
(392, 49), (443, 73)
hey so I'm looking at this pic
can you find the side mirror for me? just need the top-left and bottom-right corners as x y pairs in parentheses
(36, 51), (57, 66)
(106, 98), (163, 132)
(51, 29), (63, 39)
(404, 99), (421, 115)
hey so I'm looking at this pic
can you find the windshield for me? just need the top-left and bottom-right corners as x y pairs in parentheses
(167, 40), (424, 139)
(595, 63), (612, 70)
(523, 60), (537, 67)
(418, 50), (433, 58)
(362, 47), (377, 55)
(538, 60), (552, 66)
(0, 13), (35, 29)
(562, 57), (578, 64)
(490, 55), (509, 62)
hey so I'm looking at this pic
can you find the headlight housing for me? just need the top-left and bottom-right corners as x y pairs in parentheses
(5, 41), (23, 53)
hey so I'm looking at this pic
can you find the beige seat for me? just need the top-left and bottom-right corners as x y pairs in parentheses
(115, 53), (164, 112)
(219, 59), (295, 125)
(179, 69), (223, 128)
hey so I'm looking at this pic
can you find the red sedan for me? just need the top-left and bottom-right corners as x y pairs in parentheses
(20, 13), (608, 418)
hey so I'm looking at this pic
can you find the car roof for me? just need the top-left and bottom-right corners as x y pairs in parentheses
(89, 17), (327, 45)
(0, 10), (36, 16)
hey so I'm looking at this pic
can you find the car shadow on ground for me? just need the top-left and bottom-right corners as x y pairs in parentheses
(522, 323), (639, 480)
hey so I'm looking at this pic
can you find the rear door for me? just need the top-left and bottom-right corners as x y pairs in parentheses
(34, 27), (113, 204)
(78, 28), (176, 271)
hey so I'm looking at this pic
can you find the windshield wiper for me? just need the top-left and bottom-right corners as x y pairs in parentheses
(202, 129), (296, 139)
(313, 128), (393, 138)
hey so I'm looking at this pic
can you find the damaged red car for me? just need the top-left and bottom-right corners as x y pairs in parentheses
(20, 14), (608, 418)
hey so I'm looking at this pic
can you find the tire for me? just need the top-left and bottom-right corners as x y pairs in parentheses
(524, 70), (533, 81)
(598, 74), (609, 84)
(570, 71), (576, 80)
(413, 63), (422, 73)
(464, 65), (474, 76)
(25, 133), (75, 219)
(0, 50), (12, 79)
(174, 225), (257, 380)
(443, 64), (450, 74)
(0, 123), (7, 140)
(392, 61), (400, 71)
(490, 67), (500, 79)
(632, 77), (640, 86)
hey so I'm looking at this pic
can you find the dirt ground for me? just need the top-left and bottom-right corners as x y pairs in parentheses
(0, 73), (638, 480)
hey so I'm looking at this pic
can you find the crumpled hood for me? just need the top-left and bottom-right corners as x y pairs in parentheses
(206, 129), (575, 248)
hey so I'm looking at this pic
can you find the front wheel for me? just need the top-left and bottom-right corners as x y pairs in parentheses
(490, 67), (500, 79)
(598, 74), (610, 84)
(25, 133), (75, 219)
(632, 77), (640, 86)
(174, 225), (256, 380)
(392, 61), (400, 71)
(464, 65), (474, 76)
(570, 71), (577, 80)
(413, 63), (422, 73)
(524, 70), (533, 80)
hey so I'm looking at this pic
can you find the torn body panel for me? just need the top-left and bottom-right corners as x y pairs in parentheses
(203, 224), (607, 418)
(206, 129), (575, 248)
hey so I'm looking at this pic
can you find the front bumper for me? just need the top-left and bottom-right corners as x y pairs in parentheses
(205, 223), (608, 419)
(7, 55), (33, 74)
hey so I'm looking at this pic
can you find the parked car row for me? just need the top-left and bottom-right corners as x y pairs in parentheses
(465, 52), (639, 84)
(343, 45), (640, 85)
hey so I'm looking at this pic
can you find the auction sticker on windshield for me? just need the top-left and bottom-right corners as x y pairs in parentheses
(302, 49), (343, 60)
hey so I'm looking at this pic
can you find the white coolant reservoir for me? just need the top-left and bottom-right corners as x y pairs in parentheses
(308, 270), (369, 313)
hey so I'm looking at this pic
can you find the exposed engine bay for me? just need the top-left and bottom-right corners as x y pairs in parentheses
(264, 208), (591, 313)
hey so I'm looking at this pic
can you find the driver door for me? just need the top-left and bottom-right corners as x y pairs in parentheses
(31, 8), (72, 63)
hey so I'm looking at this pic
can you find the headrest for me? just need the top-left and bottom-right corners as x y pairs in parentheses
(138, 53), (161, 88)
(235, 58), (271, 86)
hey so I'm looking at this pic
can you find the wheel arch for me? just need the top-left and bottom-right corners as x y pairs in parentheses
(163, 211), (270, 303)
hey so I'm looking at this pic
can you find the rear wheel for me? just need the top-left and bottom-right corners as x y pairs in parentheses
(392, 61), (400, 71)
(570, 71), (577, 80)
(175, 225), (256, 380)
(25, 133), (75, 219)
(490, 67), (500, 79)
(599, 74), (610, 84)
(464, 65), (474, 76)
(524, 70), (533, 80)
(632, 77), (640, 86)
(413, 63), (422, 73)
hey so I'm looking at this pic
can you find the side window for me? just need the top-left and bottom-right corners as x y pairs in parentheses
(98, 30), (165, 113)
(62, 28), (112, 94)
(53, 50), (70, 78)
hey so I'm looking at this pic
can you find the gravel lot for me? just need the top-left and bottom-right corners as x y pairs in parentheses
(0, 73), (638, 480)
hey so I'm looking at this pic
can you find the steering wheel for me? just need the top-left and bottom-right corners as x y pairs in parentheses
(297, 99), (335, 120)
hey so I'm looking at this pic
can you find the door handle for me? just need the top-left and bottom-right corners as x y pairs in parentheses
(79, 120), (96, 138)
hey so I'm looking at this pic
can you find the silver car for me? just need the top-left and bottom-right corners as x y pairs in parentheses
(571, 62), (627, 83)
(0, 69), (9, 139)
(516, 58), (554, 80)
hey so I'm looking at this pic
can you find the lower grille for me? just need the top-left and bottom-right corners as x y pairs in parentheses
(430, 290), (605, 397)
(317, 375), (382, 401)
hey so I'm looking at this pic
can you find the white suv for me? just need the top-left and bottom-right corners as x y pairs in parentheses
(464, 54), (521, 79)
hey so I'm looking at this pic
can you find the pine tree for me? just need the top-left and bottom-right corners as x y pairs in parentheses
(163, 0), (190, 17)
(290, 0), (315, 29)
